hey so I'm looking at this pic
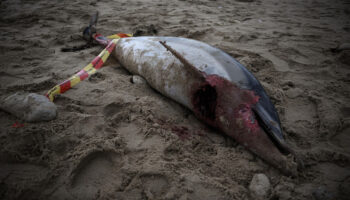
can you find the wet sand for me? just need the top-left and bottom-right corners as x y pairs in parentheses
(0, 0), (349, 199)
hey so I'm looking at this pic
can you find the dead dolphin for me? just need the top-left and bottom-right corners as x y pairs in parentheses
(81, 12), (298, 175)
(110, 36), (297, 175)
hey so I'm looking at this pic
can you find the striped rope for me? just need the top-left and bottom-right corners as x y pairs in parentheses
(94, 33), (133, 46)
(46, 33), (132, 101)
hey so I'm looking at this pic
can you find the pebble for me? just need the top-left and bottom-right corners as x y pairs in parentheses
(0, 93), (57, 122)
(131, 75), (146, 84)
(281, 80), (295, 88)
(286, 88), (303, 99)
(249, 173), (271, 199)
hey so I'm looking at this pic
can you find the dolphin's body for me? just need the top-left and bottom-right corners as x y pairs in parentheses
(112, 36), (296, 175)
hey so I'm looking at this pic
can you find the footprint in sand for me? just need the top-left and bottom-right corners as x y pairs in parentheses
(0, 163), (48, 199)
(117, 123), (165, 151)
(331, 127), (350, 153)
(140, 174), (170, 198)
(180, 177), (229, 200)
(69, 151), (123, 199)
(0, 71), (25, 89)
(88, 72), (106, 83)
(103, 102), (124, 118)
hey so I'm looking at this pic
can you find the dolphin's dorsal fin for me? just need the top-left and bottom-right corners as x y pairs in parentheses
(159, 41), (205, 80)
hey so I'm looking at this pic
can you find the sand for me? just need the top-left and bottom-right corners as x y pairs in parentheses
(0, 0), (349, 199)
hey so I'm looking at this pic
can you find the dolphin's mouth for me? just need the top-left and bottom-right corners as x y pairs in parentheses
(252, 105), (291, 155)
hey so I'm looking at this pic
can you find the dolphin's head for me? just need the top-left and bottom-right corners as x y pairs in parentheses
(191, 74), (297, 175)
(158, 39), (299, 175)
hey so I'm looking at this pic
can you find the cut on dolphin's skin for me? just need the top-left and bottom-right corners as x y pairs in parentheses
(112, 36), (298, 175)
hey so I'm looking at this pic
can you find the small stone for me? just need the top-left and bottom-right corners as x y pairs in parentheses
(286, 88), (303, 99)
(233, 19), (241, 23)
(131, 75), (146, 84)
(249, 173), (271, 199)
(0, 93), (57, 122)
(281, 80), (295, 88)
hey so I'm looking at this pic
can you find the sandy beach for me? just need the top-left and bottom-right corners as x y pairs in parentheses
(0, 0), (349, 199)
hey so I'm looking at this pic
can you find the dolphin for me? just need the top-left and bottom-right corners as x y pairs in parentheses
(112, 37), (298, 175)
(82, 13), (299, 175)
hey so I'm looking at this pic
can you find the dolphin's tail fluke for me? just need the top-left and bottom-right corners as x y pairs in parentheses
(83, 11), (99, 42)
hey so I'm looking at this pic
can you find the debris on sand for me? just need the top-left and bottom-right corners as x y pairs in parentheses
(249, 173), (271, 199)
(131, 75), (147, 84)
(0, 93), (56, 122)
